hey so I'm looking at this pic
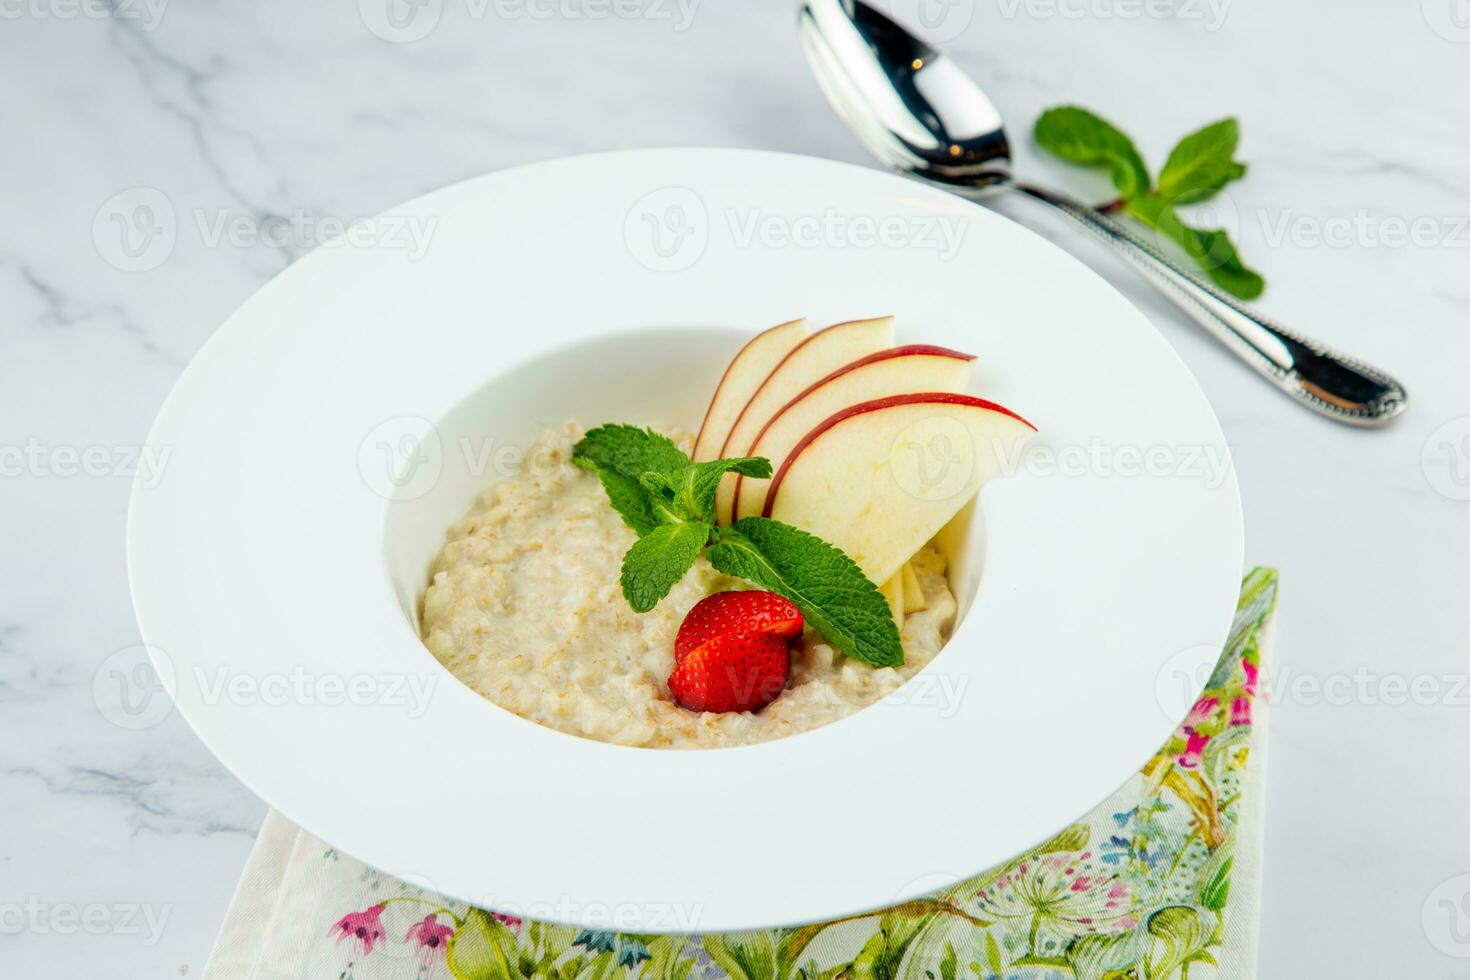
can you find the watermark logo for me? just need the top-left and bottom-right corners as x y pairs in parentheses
(0, 439), (172, 488)
(192, 666), (438, 718)
(0, 0), (167, 30)
(0, 899), (172, 946)
(358, 415), (444, 501)
(1422, 0), (1470, 42)
(1422, 416), (1470, 501)
(1154, 642), (1221, 724)
(890, 415), (976, 502)
(359, 0), (699, 42)
(624, 187), (710, 273)
(878, 0), (976, 43)
(891, 871), (964, 903)
(1424, 874), (1470, 957)
(725, 207), (967, 259)
(359, 0), (443, 42)
(93, 187), (177, 273)
(93, 188), (440, 272)
(1257, 209), (1470, 250)
(880, 672), (971, 718)
(993, 0), (1229, 30)
(93, 644), (176, 731)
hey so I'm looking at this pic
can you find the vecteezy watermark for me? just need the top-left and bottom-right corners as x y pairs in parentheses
(358, 415), (444, 501)
(1422, 416), (1470, 502)
(1157, 649), (1470, 722)
(93, 645), (176, 731)
(0, 439), (172, 488)
(993, 0), (1230, 30)
(93, 187), (439, 272)
(358, 0), (699, 43)
(1015, 440), (1235, 489)
(880, 672), (971, 719)
(875, 0), (976, 43)
(622, 186), (970, 273)
(892, 431), (1236, 504)
(466, 896), (705, 932)
(1257, 209), (1470, 251)
(93, 187), (176, 273)
(623, 187), (710, 273)
(358, 419), (587, 501)
(1424, 874), (1470, 957)
(191, 666), (438, 718)
(1421, 0), (1470, 43)
(725, 207), (968, 261)
(193, 209), (437, 260)
(890, 416), (979, 503)
(0, 0), (167, 29)
(0, 899), (172, 947)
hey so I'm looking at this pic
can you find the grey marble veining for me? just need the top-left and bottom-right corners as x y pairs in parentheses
(1, 0), (1467, 975)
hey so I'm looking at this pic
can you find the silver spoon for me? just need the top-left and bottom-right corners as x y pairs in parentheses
(798, 0), (1407, 427)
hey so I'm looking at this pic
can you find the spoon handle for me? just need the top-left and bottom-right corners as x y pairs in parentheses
(1009, 181), (1408, 427)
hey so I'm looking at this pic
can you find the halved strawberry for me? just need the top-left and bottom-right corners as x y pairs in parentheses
(667, 629), (790, 714)
(674, 591), (804, 664)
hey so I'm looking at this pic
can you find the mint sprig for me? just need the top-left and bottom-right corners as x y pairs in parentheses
(708, 519), (903, 669)
(1034, 106), (1264, 300)
(572, 425), (903, 667)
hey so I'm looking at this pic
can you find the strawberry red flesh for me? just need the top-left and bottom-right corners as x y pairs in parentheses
(666, 629), (790, 714)
(674, 590), (803, 664)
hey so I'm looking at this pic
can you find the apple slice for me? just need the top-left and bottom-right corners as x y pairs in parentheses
(900, 562), (927, 614)
(715, 315), (895, 522)
(730, 345), (975, 521)
(693, 318), (810, 462)
(879, 573), (905, 630)
(764, 392), (1035, 587)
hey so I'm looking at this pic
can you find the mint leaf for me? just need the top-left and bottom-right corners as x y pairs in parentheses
(683, 457), (771, 524)
(619, 521), (710, 612)
(1157, 118), (1246, 205)
(708, 518), (903, 668)
(573, 424), (689, 484)
(1034, 106), (1151, 199)
(575, 425), (692, 536)
(591, 467), (664, 536)
(1127, 193), (1265, 299)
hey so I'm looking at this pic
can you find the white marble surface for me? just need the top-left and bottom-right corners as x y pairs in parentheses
(1, 0), (1467, 975)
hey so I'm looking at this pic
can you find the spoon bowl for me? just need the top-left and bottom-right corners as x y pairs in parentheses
(800, 0), (1012, 190)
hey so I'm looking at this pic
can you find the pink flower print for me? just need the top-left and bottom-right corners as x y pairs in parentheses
(492, 913), (523, 934)
(1183, 696), (1218, 731)
(975, 849), (1133, 947)
(1230, 696), (1252, 726)
(330, 904), (387, 957)
(1177, 730), (1210, 769)
(1241, 659), (1259, 697)
(406, 913), (455, 968)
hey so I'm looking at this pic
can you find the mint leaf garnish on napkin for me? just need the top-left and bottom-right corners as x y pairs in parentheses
(1034, 106), (1264, 299)
(573, 425), (903, 667)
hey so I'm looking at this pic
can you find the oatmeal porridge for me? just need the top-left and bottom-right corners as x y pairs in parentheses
(421, 424), (958, 749)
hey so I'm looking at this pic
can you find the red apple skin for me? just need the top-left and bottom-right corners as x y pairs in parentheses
(731, 345), (976, 519)
(694, 318), (808, 462)
(716, 316), (893, 460)
(761, 392), (1037, 518)
(714, 315), (893, 523)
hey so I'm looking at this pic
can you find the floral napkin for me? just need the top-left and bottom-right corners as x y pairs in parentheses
(203, 569), (1278, 980)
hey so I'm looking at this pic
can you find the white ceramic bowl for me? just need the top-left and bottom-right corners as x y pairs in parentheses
(128, 148), (1242, 932)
